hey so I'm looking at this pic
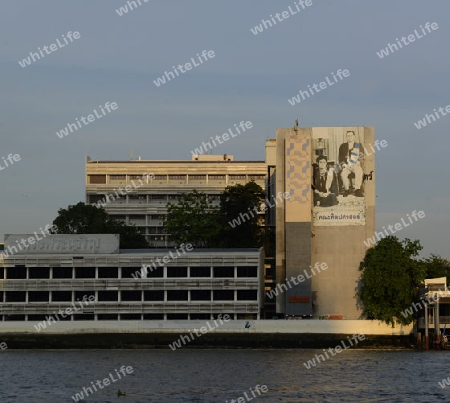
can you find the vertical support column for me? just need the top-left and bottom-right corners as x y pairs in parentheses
(425, 304), (429, 349)
(436, 298), (441, 349)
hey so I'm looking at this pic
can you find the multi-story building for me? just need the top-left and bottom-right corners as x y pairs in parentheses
(0, 234), (264, 321)
(269, 126), (376, 319)
(85, 155), (267, 248)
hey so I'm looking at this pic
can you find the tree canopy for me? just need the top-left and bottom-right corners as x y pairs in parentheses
(218, 182), (266, 248)
(164, 190), (221, 248)
(164, 182), (266, 248)
(51, 202), (148, 249)
(357, 236), (427, 326)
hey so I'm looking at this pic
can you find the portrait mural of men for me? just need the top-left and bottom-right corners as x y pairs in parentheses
(311, 127), (366, 226)
(313, 155), (339, 207)
(338, 130), (364, 197)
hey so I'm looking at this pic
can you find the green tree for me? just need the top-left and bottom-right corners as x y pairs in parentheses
(357, 236), (427, 326)
(52, 202), (148, 249)
(423, 254), (450, 284)
(218, 181), (265, 248)
(164, 190), (221, 247)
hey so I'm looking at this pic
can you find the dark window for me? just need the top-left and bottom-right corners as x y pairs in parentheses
(121, 267), (141, 278)
(237, 290), (258, 300)
(167, 314), (188, 320)
(143, 313), (164, 320)
(98, 291), (118, 302)
(7, 266), (26, 279)
(189, 175), (206, 180)
(73, 314), (95, 321)
(144, 291), (164, 301)
(28, 291), (49, 302)
(27, 315), (48, 321)
(75, 267), (95, 279)
(213, 267), (234, 278)
(29, 267), (50, 279)
(213, 290), (234, 301)
(74, 291), (95, 302)
(167, 267), (188, 278)
(121, 291), (142, 301)
(52, 291), (72, 302)
(110, 175), (126, 180)
(98, 267), (118, 278)
(4, 315), (26, 321)
(0, 267), (3, 279)
(5, 291), (26, 302)
(167, 290), (188, 301)
(190, 313), (211, 320)
(52, 267), (73, 279)
(121, 314), (142, 320)
(98, 314), (118, 320)
(237, 266), (258, 278)
(190, 267), (210, 278)
(144, 266), (164, 278)
(191, 290), (211, 301)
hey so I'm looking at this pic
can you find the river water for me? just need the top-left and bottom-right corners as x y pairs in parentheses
(0, 349), (448, 402)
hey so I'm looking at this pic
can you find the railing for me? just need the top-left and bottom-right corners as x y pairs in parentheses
(0, 279), (259, 290)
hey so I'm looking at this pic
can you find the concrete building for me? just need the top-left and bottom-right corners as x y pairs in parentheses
(268, 126), (376, 319)
(85, 155), (267, 248)
(0, 234), (264, 322)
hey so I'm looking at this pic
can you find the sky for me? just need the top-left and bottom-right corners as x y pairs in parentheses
(0, 0), (448, 257)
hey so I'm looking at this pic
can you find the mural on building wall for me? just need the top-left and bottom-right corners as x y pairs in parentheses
(311, 127), (365, 226)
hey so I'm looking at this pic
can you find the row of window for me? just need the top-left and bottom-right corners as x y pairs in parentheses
(1, 290), (258, 302)
(1, 266), (258, 279)
(1, 313), (257, 321)
(89, 174), (266, 184)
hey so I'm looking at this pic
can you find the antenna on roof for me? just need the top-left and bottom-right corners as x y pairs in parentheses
(294, 117), (299, 131)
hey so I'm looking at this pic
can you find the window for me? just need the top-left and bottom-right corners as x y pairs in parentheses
(248, 175), (266, 181)
(74, 291), (95, 301)
(169, 175), (186, 180)
(190, 267), (211, 278)
(213, 290), (234, 301)
(52, 291), (72, 302)
(89, 175), (106, 184)
(237, 266), (258, 278)
(28, 291), (49, 302)
(7, 266), (26, 279)
(213, 267), (234, 278)
(121, 291), (142, 301)
(153, 175), (167, 181)
(237, 290), (258, 300)
(29, 267), (50, 279)
(75, 267), (95, 279)
(110, 175), (126, 180)
(98, 291), (118, 301)
(229, 175), (246, 180)
(144, 291), (164, 301)
(189, 175), (206, 180)
(130, 175), (144, 180)
(209, 175), (225, 180)
(52, 267), (73, 279)
(143, 314), (164, 320)
(167, 290), (188, 301)
(191, 290), (211, 301)
(98, 267), (118, 279)
(167, 267), (188, 278)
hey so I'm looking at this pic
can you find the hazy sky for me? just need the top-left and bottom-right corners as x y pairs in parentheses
(1, 0), (448, 257)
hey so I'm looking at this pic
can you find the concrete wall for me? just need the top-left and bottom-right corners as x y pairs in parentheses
(0, 319), (411, 335)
